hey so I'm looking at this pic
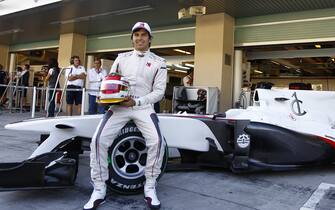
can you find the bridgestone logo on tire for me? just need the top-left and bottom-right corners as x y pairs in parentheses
(236, 134), (250, 148)
(118, 127), (140, 136)
(110, 178), (144, 189)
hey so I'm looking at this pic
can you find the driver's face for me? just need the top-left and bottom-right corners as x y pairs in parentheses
(132, 29), (150, 52)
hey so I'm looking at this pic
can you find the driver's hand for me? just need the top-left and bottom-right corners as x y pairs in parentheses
(120, 96), (135, 107)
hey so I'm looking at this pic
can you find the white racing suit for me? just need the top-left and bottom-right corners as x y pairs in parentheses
(90, 50), (167, 188)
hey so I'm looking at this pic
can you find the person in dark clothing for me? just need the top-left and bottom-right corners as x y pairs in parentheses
(45, 58), (60, 117)
(0, 64), (8, 98)
(20, 64), (30, 106)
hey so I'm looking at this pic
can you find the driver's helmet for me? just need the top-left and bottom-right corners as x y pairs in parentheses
(98, 73), (129, 103)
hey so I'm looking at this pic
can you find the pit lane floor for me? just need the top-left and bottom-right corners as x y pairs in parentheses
(1, 111), (335, 210)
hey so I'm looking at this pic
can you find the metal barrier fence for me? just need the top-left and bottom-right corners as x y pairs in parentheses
(0, 83), (99, 118)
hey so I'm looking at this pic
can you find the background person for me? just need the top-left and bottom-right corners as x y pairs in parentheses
(183, 68), (193, 87)
(45, 58), (60, 117)
(87, 58), (107, 114)
(20, 64), (30, 106)
(14, 66), (22, 84)
(0, 64), (8, 104)
(65, 56), (86, 116)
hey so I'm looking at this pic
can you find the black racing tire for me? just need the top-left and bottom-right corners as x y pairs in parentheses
(107, 122), (168, 195)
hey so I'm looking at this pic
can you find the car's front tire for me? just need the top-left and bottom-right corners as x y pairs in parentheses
(106, 122), (168, 195)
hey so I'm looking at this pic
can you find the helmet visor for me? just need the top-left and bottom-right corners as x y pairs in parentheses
(101, 83), (128, 94)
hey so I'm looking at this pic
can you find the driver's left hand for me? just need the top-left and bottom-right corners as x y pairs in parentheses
(120, 96), (136, 107)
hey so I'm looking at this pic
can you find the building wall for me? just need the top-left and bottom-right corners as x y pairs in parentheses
(0, 45), (9, 69)
(9, 40), (59, 52)
(251, 77), (335, 91)
(86, 25), (195, 53)
(194, 13), (235, 112)
(235, 8), (335, 46)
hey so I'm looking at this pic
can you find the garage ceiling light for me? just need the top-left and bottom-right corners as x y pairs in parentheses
(271, 60), (280, 65)
(189, 6), (206, 16)
(184, 63), (194, 68)
(178, 6), (206, 19)
(315, 44), (322, 48)
(174, 64), (190, 70)
(0, 0), (62, 16)
(175, 69), (188, 73)
(173, 49), (192, 55)
(254, 70), (263, 74)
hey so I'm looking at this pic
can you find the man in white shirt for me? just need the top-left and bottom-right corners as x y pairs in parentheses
(65, 56), (86, 116)
(88, 59), (107, 114)
(84, 22), (167, 210)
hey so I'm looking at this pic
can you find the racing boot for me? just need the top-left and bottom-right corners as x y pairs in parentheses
(83, 185), (106, 210)
(144, 182), (161, 209)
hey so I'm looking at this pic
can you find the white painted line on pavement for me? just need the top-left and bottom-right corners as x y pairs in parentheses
(300, 182), (335, 210)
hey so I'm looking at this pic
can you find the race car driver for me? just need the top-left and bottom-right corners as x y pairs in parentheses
(84, 22), (167, 210)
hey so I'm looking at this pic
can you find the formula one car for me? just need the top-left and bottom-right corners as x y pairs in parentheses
(1, 89), (335, 194)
